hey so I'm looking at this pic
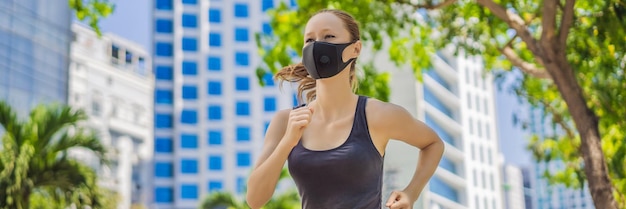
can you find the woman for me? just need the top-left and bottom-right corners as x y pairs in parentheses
(246, 9), (445, 209)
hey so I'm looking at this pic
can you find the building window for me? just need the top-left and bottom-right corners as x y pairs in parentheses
(182, 0), (197, 5)
(155, 66), (173, 80)
(182, 85), (198, 99)
(181, 134), (198, 148)
(155, 19), (173, 33)
(155, 0), (173, 10)
(473, 169), (478, 187)
(237, 152), (251, 167)
(477, 120), (483, 137)
(182, 14), (198, 28)
(469, 117), (474, 135)
(209, 33), (222, 47)
(208, 81), (222, 95)
(155, 138), (173, 153)
(207, 56), (222, 71)
(264, 97), (277, 112)
(466, 92), (472, 109)
(263, 73), (275, 86)
(234, 28), (249, 42)
(236, 126), (250, 142)
(234, 3), (249, 18)
(155, 114), (173, 128)
(209, 155), (223, 171)
(474, 71), (480, 88)
(155, 42), (173, 57)
(424, 86), (453, 118)
(155, 90), (173, 104)
(236, 176), (246, 194)
(487, 149), (493, 165)
(181, 159), (198, 174)
(180, 184), (198, 199)
(236, 101), (250, 116)
(479, 145), (485, 163)
(182, 61), (198, 75)
(262, 22), (272, 35)
(264, 121), (270, 134)
(235, 52), (249, 66)
(429, 176), (459, 202)
(484, 98), (489, 114)
(475, 96), (481, 113)
(439, 156), (457, 174)
(154, 162), (173, 177)
(182, 37), (198, 51)
(208, 105), (222, 120)
(208, 130), (222, 145)
(155, 187), (173, 203)
(485, 123), (491, 140)
(262, 0), (274, 11)
(209, 9), (221, 23)
(235, 76), (249, 91)
(465, 68), (470, 84)
(482, 171), (487, 189)
(208, 181), (223, 192)
(490, 173), (495, 190)
(180, 110), (197, 124)
(471, 143), (476, 161)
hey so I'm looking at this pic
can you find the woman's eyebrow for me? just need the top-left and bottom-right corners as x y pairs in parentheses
(304, 28), (333, 36)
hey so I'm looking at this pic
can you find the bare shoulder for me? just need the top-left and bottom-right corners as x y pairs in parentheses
(365, 98), (414, 124)
(267, 108), (291, 135)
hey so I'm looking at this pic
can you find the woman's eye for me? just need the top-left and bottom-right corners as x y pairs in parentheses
(305, 38), (314, 43)
(325, 35), (335, 39)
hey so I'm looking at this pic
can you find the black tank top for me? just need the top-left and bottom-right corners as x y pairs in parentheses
(287, 96), (384, 209)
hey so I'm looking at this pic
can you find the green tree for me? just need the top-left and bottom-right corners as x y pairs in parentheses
(199, 168), (300, 209)
(0, 101), (115, 209)
(69, 0), (115, 36)
(259, 0), (626, 208)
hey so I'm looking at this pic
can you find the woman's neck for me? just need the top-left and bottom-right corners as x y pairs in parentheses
(311, 78), (358, 121)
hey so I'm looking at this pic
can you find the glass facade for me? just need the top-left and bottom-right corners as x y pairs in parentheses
(0, 0), (72, 113)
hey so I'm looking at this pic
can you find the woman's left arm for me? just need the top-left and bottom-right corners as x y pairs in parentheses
(377, 103), (445, 208)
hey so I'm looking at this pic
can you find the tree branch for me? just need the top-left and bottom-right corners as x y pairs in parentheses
(541, 0), (558, 49)
(558, 0), (575, 47)
(475, 0), (543, 57)
(539, 98), (576, 140)
(500, 46), (552, 80)
(396, 0), (457, 10)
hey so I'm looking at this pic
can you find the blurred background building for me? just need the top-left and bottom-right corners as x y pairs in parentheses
(0, 0), (72, 115)
(69, 23), (154, 209)
(151, 0), (295, 208)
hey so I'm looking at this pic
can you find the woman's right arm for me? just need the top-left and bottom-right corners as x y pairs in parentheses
(246, 106), (313, 209)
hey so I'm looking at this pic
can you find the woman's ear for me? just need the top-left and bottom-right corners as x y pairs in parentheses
(354, 40), (362, 55)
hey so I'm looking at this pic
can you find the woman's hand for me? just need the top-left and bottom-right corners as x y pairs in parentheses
(385, 190), (414, 209)
(283, 105), (314, 147)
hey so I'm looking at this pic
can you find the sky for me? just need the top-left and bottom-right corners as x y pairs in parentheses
(99, 0), (152, 52)
(95, 0), (534, 168)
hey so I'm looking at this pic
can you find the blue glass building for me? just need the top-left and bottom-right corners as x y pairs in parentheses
(0, 0), (72, 113)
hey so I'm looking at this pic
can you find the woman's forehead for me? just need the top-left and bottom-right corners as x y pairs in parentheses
(304, 13), (345, 34)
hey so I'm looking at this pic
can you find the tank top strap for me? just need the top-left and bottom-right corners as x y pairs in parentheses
(352, 95), (370, 133)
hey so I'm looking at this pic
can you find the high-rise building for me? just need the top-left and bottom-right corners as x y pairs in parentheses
(68, 23), (154, 209)
(151, 0), (295, 208)
(374, 43), (503, 209)
(521, 166), (534, 209)
(529, 108), (594, 209)
(0, 0), (72, 114)
(502, 164), (527, 209)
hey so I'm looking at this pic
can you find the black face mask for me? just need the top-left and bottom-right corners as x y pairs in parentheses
(302, 41), (356, 79)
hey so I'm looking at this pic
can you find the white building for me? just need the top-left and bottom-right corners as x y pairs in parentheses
(502, 164), (527, 209)
(151, 0), (295, 208)
(371, 44), (503, 209)
(68, 23), (154, 209)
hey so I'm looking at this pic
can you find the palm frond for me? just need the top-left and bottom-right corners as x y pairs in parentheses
(0, 101), (24, 146)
